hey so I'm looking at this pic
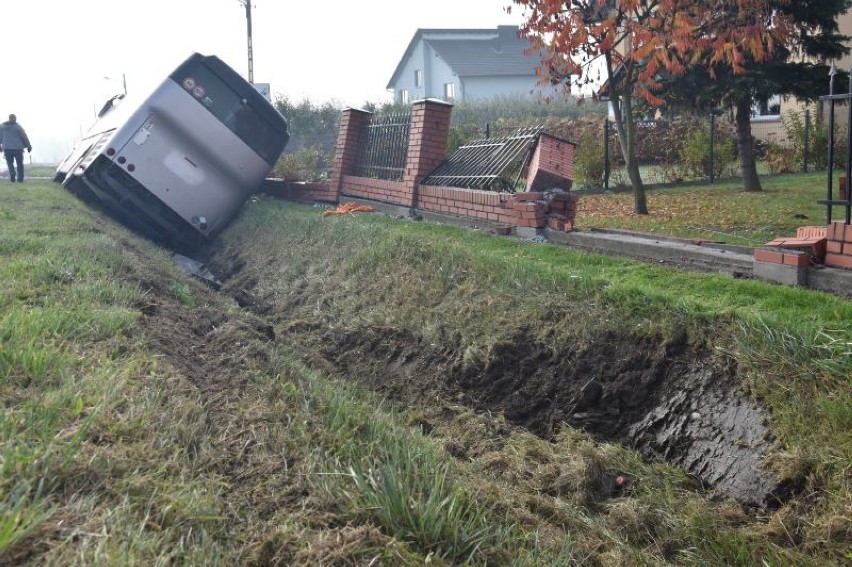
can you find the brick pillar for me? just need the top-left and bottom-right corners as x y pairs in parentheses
(404, 98), (453, 209)
(525, 133), (576, 192)
(330, 108), (373, 202)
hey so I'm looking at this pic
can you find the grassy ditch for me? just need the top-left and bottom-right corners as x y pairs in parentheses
(1, 180), (850, 565)
(214, 194), (851, 563)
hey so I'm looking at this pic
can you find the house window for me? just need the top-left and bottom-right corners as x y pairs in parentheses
(399, 90), (409, 104)
(414, 69), (422, 88)
(443, 82), (455, 100)
(752, 94), (781, 117)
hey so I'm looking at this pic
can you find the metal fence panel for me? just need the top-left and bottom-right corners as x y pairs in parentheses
(420, 126), (543, 191)
(354, 111), (411, 181)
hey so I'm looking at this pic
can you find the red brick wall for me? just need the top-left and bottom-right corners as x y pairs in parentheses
(334, 99), (453, 209)
(507, 191), (578, 230)
(276, 181), (577, 231)
(282, 99), (580, 233)
(404, 99), (453, 207)
(329, 108), (372, 201)
(341, 175), (411, 207)
(416, 185), (516, 224)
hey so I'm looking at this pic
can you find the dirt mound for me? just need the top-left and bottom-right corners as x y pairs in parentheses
(461, 330), (775, 506)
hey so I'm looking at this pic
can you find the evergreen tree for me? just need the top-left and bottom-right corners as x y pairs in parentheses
(662, 0), (850, 192)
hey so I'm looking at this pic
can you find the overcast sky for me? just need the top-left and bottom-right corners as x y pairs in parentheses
(4, 0), (526, 165)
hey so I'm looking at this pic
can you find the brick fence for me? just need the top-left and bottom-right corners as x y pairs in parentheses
(264, 98), (577, 232)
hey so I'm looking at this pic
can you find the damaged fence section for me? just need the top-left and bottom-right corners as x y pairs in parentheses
(268, 98), (577, 234)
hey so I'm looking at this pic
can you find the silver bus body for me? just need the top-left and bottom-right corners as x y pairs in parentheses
(56, 53), (289, 249)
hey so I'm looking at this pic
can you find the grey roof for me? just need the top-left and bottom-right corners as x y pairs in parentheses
(387, 26), (540, 89)
(427, 37), (538, 77)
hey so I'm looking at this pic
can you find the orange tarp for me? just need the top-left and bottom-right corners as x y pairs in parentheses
(322, 202), (375, 217)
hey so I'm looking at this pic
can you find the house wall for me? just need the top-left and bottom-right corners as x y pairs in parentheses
(394, 41), (430, 102)
(410, 43), (544, 103)
(390, 28), (544, 104)
(462, 76), (542, 101)
(424, 46), (457, 101)
(753, 9), (852, 145)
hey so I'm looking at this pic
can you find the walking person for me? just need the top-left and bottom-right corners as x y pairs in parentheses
(0, 114), (32, 182)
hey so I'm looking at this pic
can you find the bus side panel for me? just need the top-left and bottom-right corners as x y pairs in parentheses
(102, 80), (273, 237)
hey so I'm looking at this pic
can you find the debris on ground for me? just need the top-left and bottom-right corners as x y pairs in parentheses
(173, 253), (223, 289)
(322, 202), (376, 217)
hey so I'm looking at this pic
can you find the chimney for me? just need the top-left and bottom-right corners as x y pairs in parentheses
(496, 25), (519, 52)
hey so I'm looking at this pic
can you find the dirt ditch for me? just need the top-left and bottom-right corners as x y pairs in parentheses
(274, 322), (779, 508)
(144, 238), (784, 510)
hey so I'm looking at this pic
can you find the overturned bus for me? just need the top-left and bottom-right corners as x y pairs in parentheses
(55, 52), (289, 250)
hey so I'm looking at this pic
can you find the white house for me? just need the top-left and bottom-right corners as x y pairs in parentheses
(387, 25), (547, 104)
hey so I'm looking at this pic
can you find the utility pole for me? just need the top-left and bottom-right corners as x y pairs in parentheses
(239, 0), (254, 83)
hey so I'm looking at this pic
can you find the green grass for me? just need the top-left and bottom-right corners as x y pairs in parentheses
(578, 171), (843, 245)
(224, 194), (850, 562)
(2, 178), (851, 565)
(0, 163), (57, 180)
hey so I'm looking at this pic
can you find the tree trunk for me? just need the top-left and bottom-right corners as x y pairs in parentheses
(735, 96), (763, 192)
(611, 94), (648, 214)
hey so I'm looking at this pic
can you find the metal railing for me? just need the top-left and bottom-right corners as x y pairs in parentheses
(353, 110), (411, 181)
(420, 126), (543, 191)
(819, 66), (852, 225)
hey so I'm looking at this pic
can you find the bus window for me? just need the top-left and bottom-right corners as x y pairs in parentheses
(175, 62), (285, 164)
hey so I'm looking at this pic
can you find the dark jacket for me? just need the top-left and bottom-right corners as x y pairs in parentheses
(0, 121), (31, 151)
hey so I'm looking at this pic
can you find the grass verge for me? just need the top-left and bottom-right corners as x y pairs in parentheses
(1, 180), (850, 565)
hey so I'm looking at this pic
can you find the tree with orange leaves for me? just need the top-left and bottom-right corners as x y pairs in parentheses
(512, 0), (790, 213)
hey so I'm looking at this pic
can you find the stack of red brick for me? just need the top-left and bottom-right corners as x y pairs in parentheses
(756, 226), (827, 267)
(545, 191), (578, 232)
(754, 223), (852, 270)
(511, 193), (548, 228)
(509, 191), (579, 232)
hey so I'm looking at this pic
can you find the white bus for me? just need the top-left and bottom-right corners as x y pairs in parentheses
(56, 53), (289, 249)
